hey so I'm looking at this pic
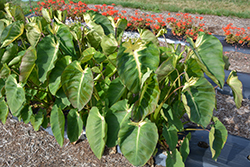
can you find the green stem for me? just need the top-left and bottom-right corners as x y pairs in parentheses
(153, 72), (185, 121)
(158, 139), (169, 152)
(20, 37), (27, 50)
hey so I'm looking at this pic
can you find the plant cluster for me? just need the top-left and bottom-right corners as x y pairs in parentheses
(166, 13), (211, 40)
(223, 23), (250, 47)
(0, 2), (244, 167)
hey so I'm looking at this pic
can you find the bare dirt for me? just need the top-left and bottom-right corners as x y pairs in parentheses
(0, 5), (250, 167)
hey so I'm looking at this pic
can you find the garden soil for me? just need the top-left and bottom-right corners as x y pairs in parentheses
(0, 5), (250, 167)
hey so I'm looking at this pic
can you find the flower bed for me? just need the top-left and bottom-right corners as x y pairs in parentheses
(223, 23), (250, 47)
(32, 0), (210, 40)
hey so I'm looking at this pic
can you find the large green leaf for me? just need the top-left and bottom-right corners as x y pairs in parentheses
(20, 105), (33, 124)
(162, 124), (178, 151)
(1, 43), (18, 64)
(106, 77), (126, 107)
(93, 51), (106, 63)
(30, 109), (44, 131)
(0, 21), (24, 48)
(166, 149), (185, 167)
(79, 47), (96, 64)
(118, 119), (158, 166)
(84, 10), (114, 36)
(67, 109), (83, 143)
(138, 28), (159, 45)
(86, 30), (102, 50)
(49, 56), (71, 95)
(4, 3), (25, 22)
(187, 32), (225, 88)
(41, 8), (52, 23)
(50, 105), (65, 147)
(115, 18), (127, 43)
(209, 117), (228, 161)
(0, 63), (10, 79)
(8, 50), (25, 66)
(185, 58), (204, 78)
(101, 33), (118, 55)
(56, 24), (76, 58)
(117, 40), (160, 93)
(5, 75), (25, 116)
(226, 70), (242, 108)
(180, 132), (191, 162)
(131, 73), (160, 122)
(25, 22), (41, 46)
(162, 104), (183, 131)
(105, 99), (132, 147)
(55, 87), (71, 109)
(156, 55), (177, 82)
(36, 36), (59, 83)
(61, 61), (94, 111)
(0, 97), (8, 124)
(86, 107), (107, 159)
(19, 46), (37, 83)
(182, 77), (215, 127)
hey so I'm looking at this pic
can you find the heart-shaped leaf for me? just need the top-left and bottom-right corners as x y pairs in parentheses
(50, 105), (65, 147)
(117, 40), (159, 93)
(162, 123), (178, 151)
(156, 55), (177, 82)
(166, 149), (185, 167)
(131, 73), (160, 122)
(101, 33), (118, 55)
(105, 99), (132, 147)
(5, 75), (25, 116)
(182, 77), (215, 127)
(30, 109), (44, 131)
(49, 56), (72, 95)
(0, 97), (8, 124)
(1, 43), (18, 64)
(56, 24), (76, 59)
(0, 21), (24, 48)
(25, 22), (41, 46)
(106, 77), (126, 107)
(86, 107), (107, 159)
(67, 109), (83, 143)
(36, 35), (59, 83)
(187, 32), (225, 88)
(226, 70), (243, 108)
(61, 61), (94, 111)
(209, 117), (228, 161)
(118, 119), (158, 166)
(19, 46), (37, 83)
(180, 133), (191, 162)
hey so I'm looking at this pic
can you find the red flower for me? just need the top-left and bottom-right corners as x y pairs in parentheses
(239, 40), (243, 44)
(127, 23), (132, 27)
(225, 30), (231, 35)
(177, 22), (181, 27)
(112, 3), (116, 6)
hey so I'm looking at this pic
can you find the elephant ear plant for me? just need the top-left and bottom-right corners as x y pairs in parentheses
(0, 3), (243, 167)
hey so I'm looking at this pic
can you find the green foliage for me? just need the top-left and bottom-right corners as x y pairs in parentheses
(0, 4), (243, 167)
